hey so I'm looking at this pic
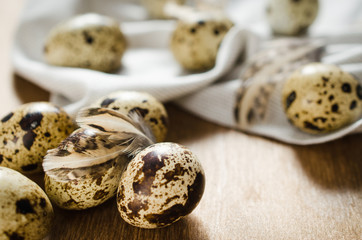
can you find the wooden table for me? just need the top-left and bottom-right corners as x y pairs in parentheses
(1, 1), (361, 239)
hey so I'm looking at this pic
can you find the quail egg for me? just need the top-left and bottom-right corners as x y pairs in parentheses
(117, 142), (205, 229)
(44, 13), (127, 72)
(141, 0), (186, 19)
(0, 167), (54, 240)
(266, 0), (319, 35)
(44, 128), (130, 210)
(92, 91), (168, 142)
(0, 102), (76, 174)
(170, 11), (233, 71)
(282, 63), (362, 134)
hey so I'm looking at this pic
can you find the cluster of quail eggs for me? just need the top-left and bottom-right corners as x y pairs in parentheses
(44, 4), (233, 73)
(0, 91), (205, 232)
(40, 90), (205, 229)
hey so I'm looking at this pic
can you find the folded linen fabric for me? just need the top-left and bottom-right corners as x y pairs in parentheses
(12, 0), (362, 145)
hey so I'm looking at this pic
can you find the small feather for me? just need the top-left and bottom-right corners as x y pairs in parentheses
(43, 108), (156, 181)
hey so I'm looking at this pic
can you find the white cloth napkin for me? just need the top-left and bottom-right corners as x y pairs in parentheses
(12, 0), (362, 145)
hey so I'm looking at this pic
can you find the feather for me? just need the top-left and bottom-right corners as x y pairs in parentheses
(43, 108), (156, 181)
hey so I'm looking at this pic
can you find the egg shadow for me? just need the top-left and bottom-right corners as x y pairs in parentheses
(165, 103), (228, 144)
(292, 133), (362, 190)
(50, 197), (209, 240)
(13, 74), (50, 103)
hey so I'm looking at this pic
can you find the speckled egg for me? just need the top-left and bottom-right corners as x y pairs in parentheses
(282, 63), (362, 134)
(117, 142), (205, 228)
(170, 12), (233, 71)
(0, 102), (76, 174)
(44, 13), (127, 72)
(0, 167), (54, 240)
(141, 0), (186, 19)
(44, 128), (130, 210)
(266, 0), (319, 35)
(92, 91), (168, 142)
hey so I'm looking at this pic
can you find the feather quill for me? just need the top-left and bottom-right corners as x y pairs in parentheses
(43, 108), (156, 181)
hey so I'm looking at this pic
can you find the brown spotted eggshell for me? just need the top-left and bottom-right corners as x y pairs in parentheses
(0, 167), (54, 240)
(44, 128), (130, 210)
(170, 13), (233, 71)
(44, 13), (127, 72)
(282, 63), (362, 134)
(117, 142), (205, 229)
(0, 102), (76, 173)
(92, 91), (168, 142)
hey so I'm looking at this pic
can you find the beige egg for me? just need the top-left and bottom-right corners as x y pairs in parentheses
(141, 0), (186, 19)
(117, 142), (205, 228)
(170, 13), (233, 71)
(0, 167), (54, 240)
(0, 102), (76, 174)
(266, 0), (319, 35)
(44, 13), (127, 72)
(92, 91), (168, 142)
(44, 128), (130, 210)
(282, 63), (362, 134)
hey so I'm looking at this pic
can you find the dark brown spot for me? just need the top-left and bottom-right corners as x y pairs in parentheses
(357, 84), (362, 100)
(127, 198), (149, 218)
(247, 109), (254, 123)
(22, 131), (37, 150)
(149, 118), (158, 125)
(100, 98), (116, 107)
(129, 107), (149, 118)
(21, 164), (38, 172)
(285, 91), (296, 109)
(44, 132), (51, 137)
(0, 155), (3, 164)
(96, 176), (102, 186)
(161, 115), (168, 126)
(214, 29), (220, 35)
(19, 112), (43, 131)
(303, 121), (324, 132)
(1, 112), (13, 123)
(295, 113), (299, 118)
(14, 149), (19, 154)
(341, 83), (352, 93)
(317, 99), (322, 104)
(197, 21), (205, 25)
(132, 150), (166, 196)
(16, 199), (35, 214)
(3, 139), (7, 145)
(328, 95), (334, 101)
(83, 31), (94, 44)
(163, 163), (187, 182)
(93, 190), (107, 200)
(190, 28), (196, 34)
(350, 100), (357, 110)
(331, 104), (339, 113)
(39, 198), (46, 208)
(9, 233), (24, 240)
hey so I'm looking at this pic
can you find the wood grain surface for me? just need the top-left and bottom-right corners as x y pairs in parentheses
(1, 1), (361, 240)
